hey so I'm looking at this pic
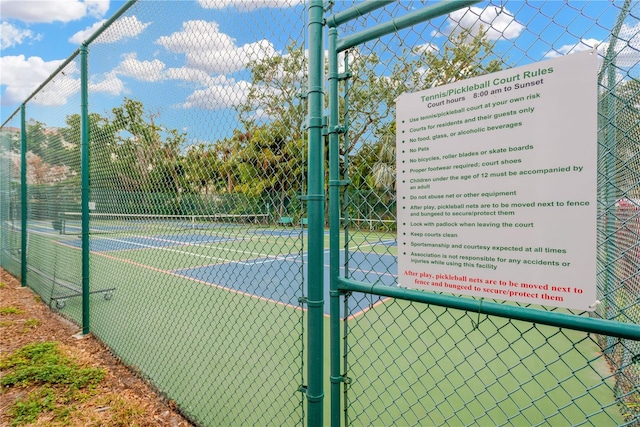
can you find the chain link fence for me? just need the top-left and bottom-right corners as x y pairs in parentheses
(84, 4), (307, 424)
(0, 112), (21, 279)
(1, 0), (639, 426)
(328, 0), (640, 425)
(2, 1), (308, 425)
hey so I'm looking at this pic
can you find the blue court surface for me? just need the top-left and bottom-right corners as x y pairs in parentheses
(60, 231), (397, 317)
(173, 251), (397, 318)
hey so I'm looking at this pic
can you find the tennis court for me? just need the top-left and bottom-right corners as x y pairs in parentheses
(2, 214), (625, 425)
(53, 212), (397, 318)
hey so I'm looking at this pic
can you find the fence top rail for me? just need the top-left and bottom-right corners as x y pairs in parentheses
(82, 0), (138, 46)
(326, 0), (395, 28)
(1, 108), (21, 129)
(335, 0), (482, 52)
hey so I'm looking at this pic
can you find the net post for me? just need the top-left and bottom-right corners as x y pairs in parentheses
(80, 43), (90, 335)
(20, 103), (27, 287)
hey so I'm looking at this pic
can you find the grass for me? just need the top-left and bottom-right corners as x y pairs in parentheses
(0, 306), (25, 315)
(1, 341), (106, 426)
(23, 318), (40, 328)
(93, 395), (147, 426)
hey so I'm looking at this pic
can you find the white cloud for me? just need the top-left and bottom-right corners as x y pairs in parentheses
(438, 6), (524, 41)
(195, 39), (277, 74)
(546, 22), (640, 70)
(0, 55), (67, 105)
(115, 53), (165, 82)
(69, 19), (105, 44)
(198, 0), (303, 10)
(0, 0), (109, 24)
(0, 22), (41, 49)
(69, 15), (150, 44)
(27, 61), (80, 106)
(545, 38), (603, 58)
(156, 20), (277, 74)
(157, 21), (232, 53)
(182, 79), (252, 109)
(0, 54), (122, 107)
(85, 0), (109, 19)
(165, 67), (215, 84)
(89, 71), (125, 95)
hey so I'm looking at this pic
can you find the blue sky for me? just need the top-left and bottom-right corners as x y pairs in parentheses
(1, 0), (125, 121)
(1, 1), (638, 144)
(0, 0), (313, 143)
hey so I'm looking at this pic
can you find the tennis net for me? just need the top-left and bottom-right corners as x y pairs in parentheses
(58, 212), (269, 235)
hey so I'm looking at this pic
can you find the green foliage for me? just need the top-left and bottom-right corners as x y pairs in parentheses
(1, 341), (105, 388)
(8, 387), (56, 426)
(58, 98), (187, 199)
(0, 306), (25, 315)
(23, 318), (41, 329)
(418, 26), (503, 86)
(600, 78), (640, 198)
(239, 41), (307, 141)
(1, 341), (106, 426)
(349, 29), (506, 200)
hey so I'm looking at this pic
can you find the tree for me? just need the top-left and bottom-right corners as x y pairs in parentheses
(59, 112), (116, 178)
(601, 78), (640, 198)
(417, 27), (503, 87)
(23, 120), (48, 159)
(58, 98), (189, 213)
(364, 29), (506, 195)
(225, 28), (506, 220)
(238, 41), (307, 142)
(184, 143), (221, 195)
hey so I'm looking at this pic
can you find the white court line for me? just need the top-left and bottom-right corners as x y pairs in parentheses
(96, 233), (300, 266)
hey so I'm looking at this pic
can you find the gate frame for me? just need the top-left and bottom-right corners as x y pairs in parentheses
(314, 1), (640, 426)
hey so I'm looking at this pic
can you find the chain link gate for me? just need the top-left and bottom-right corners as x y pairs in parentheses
(324, 1), (640, 426)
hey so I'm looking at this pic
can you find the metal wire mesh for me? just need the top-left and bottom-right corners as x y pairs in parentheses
(0, 112), (21, 278)
(2, 0), (640, 426)
(17, 57), (83, 320)
(329, 0), (640, 425)
(1, 0), (308, 425)
(84, 1), (307, 425)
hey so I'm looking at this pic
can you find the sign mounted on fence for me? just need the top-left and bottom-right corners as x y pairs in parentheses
(396, 50), (598, 311)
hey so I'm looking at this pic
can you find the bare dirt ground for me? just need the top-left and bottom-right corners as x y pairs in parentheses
(0, 268), (193, 427)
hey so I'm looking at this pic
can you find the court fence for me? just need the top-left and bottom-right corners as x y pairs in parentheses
(1, 1), (640, 426)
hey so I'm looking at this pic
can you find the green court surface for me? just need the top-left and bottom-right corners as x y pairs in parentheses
(5, 222), (624, 425)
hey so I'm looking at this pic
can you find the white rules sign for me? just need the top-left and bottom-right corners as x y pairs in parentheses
(396, 50), (598, 311)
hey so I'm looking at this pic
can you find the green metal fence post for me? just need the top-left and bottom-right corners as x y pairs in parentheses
(327, 25), (342, 427)
(20, 104), (27, 286)
(307, 0), (325, 425)
(80, 43), (90, 335)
